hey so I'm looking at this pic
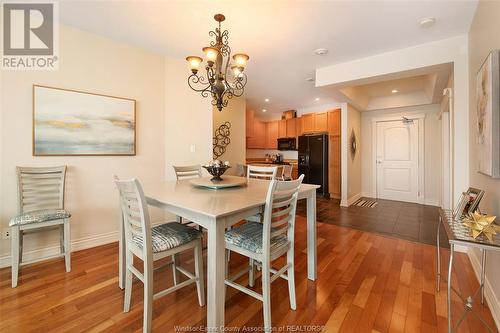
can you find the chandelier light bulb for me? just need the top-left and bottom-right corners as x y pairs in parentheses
(203, 47), (219, 65)
(233, 53), (249, 68)
(186, 56), (202, 74)
(231, 65), (242, 77)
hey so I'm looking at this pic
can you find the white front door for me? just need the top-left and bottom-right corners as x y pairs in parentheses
(376, 119), (419, 203)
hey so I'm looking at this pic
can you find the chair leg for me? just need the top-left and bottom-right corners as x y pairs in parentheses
(249, 258), (255, 287)
(262, 261), (272, 332)
(143, 259), (154, 333)
(11, 226), (19, 288)
(63, 220), (71, 272)
(19, 229), (23, 264)
(287, 250), (296, 310)
(172, 254), (180, 285)
(123, 251), (133, 312)
(194, 240), (205, 307)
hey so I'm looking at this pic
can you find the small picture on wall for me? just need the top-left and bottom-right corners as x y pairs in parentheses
(476, 50), (500, 178)
(33, 85), (136, 156)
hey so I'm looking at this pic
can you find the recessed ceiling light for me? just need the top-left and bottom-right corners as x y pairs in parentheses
(419, 17), (436, 28)
(392, 89), (398, 93)
(315, 97), (320, 102)
(314, 48), (328, 56)
(262, 109), (267, 113)
(264, 98), (270, 102)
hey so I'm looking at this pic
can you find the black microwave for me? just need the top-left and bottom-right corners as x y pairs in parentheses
(277, 138), (297, 151)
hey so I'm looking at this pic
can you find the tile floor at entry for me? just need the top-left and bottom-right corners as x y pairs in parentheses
(297, 197), (449, 246)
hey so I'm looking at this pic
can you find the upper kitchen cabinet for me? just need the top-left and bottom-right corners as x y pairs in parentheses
(314, 112), (328, 132)
(278, 119), (287, 138)
(301, 114), (314, 133)
(327, 109), (341, 136)
(247, 120), (266, 148)
(246, 109), (255, 137)
(286, 118), (297, 138)
(266, 121), (279, 149)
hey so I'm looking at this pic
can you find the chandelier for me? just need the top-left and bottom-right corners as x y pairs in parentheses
(186, 14), (249, 112)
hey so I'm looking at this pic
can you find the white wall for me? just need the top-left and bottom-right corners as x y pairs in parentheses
(360, 104), (442, 206)
(340, 103), (362, 206)
(0, 25), (166, 262)
(468, 0), (500, 327)
(297, 102), (342, 117)
(164, 57), (213, 181)
(213, 97), (246, 175)
(316, 35), (469, 208)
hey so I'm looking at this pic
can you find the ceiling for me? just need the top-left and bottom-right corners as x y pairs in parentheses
(59, 1), (477, 114)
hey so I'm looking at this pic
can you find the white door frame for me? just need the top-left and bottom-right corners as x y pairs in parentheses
(371, 114), (426, 204)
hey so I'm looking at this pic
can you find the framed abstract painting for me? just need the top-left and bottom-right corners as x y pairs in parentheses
(33, 85), (136, 156)
(476, 50), (500, 178)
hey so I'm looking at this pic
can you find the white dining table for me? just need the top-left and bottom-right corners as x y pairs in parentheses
(118, 176), (319, 332)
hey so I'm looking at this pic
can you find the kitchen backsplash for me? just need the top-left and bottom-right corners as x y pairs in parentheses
(246, 149), (298, 160)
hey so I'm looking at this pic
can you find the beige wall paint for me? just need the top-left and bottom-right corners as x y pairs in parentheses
(360, 104), (442, 206)
(347, 104), (362, 203)
(164, 57), (213, 181)
(213, 97), (246, 175)
(0, 25), (166, 260)
(468, 0), (500, 325)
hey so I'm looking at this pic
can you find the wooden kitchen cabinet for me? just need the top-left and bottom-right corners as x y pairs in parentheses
(278, 119), (287, 138)
(247, 120), (266, 148)
(328, 135), (341, 199)
(246, 110), (255, 137)
(296, 117), (303, 136)
(265, 121), (279, 149)
(286, 118), (297, 138)
(327, 109), (341, 136)
(314, 112), (328, 132)
(301, 114), (315, 133)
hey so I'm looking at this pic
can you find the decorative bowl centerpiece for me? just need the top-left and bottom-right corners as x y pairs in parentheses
(203, 160), (231, 181)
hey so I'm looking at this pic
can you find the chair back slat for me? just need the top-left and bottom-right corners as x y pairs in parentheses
(17, 166), (66, 214)
(114, 176), (152, 259)
(247, 165), (278, 180)
(282, 165), (293, 180)
(173, 165), (202, 180)
(261, 174), (304, 258)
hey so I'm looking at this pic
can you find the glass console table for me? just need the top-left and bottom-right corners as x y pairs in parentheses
(436, 209), (499, 333)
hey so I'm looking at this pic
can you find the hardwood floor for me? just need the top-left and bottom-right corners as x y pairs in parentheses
(0, 216), (497, 333)
(297, 198), (447, 246)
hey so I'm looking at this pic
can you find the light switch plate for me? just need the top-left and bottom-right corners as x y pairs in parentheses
(190, 144), (196, 153)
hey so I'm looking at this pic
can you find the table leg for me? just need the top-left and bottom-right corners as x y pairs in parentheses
(448, 243), (455, 333)
(207, 218), (226, 332)
(481, 249), (486, 305)
(306, 191), (317, 281)
(437, 215), (441, 291)
(119, 211), (125, 290)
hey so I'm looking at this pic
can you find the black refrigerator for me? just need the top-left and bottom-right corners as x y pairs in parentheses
(298, 134), (329, 197)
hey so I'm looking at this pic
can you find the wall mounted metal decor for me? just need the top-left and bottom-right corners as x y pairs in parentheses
(350, 128), (357, 160)
(213, 121), (231, 158)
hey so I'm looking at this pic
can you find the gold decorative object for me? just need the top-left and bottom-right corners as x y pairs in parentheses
(462, 212), (499, 241)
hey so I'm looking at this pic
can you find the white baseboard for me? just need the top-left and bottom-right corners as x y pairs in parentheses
(0, 230), (118, 268)
(468, 250), (500, 331)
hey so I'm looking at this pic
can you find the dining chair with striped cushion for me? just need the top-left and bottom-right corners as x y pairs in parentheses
(115, 177), (205, 332)
(224, 174), (304, 331)
(10, 166), (71, 288)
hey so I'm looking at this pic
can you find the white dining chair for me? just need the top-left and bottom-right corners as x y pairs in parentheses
(115, 177), (205, 333)
(279, 164), (293, 181)
(10, 166), (71, 288)
(224, 174), (304, 331)
(247, 165), (278, 180)
(173, 165), (202, 180)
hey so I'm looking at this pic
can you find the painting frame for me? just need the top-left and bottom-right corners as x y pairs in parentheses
(476, 49), (500, 178)
(453, 187), (485, 220)
(33, 85), (136, 156)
